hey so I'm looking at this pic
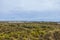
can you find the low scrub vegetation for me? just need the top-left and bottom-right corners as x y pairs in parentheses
(0, 22), (60, 40)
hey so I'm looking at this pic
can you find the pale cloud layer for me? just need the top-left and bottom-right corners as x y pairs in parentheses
(0, 0), (60, 21)
(23, 0), (60, 11)
(1, 0), (60, 12)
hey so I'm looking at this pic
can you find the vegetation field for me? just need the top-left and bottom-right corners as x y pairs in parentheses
(0, 22), (60, 40)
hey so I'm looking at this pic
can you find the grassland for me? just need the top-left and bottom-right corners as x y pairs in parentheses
(0, 22), (60, 40)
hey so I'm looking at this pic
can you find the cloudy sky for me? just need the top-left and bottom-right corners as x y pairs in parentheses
(0, 0), (60, 21)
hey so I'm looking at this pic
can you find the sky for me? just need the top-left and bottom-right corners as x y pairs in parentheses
(0, 0), (60, 21)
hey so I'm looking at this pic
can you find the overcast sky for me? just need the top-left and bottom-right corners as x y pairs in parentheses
(0, 0), (60, 21)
